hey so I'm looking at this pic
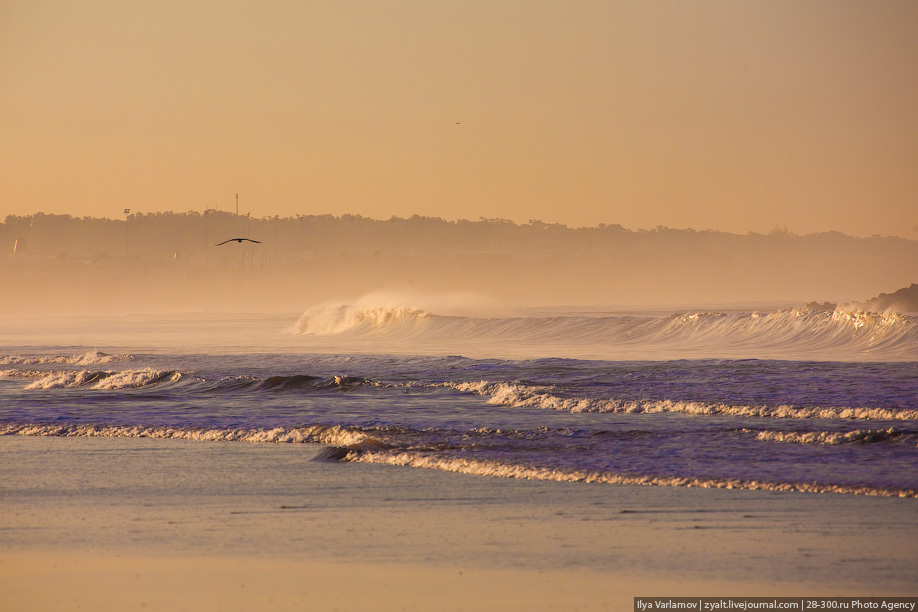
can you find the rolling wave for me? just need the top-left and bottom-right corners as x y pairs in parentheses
(345, 450), (916, 498)
(246, 374), (377, 391)
(289, 303), (918, 359)
(24, 368), (183, 390)
(0, 351), (131, 366)
(291, 304), (433, 336)
(0, 423), (368, 446)
(16, 368), (384, 393)
(450, 381), (918, 421)
(196, 374), (380, 393)
(752, 428), (918, 446)
(13, 364), (914, 422)
(4, 422), (913, 498)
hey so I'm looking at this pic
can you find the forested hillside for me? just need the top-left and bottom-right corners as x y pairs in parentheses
(2, 212), (916, 314)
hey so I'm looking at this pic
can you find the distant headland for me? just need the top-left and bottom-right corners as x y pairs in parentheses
(807, 283), (918, 314)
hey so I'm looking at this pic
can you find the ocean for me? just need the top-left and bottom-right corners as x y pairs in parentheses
(2, 303), (916, 500)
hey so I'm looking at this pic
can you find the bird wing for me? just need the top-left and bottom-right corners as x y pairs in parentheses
(216, 238), (261, 245)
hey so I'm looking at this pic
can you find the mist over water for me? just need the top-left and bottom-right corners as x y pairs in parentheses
(286, 301), (916, 361)
(2, 297), (915, 362)
(2, 213), (917, 316)
(2, 213), (917, 500)
(2, 342), (916, 497)
(4, 6), (918, 596)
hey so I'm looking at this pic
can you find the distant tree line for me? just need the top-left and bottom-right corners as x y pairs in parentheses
(3, 211), (911, 264)
(2, 211), (916, 314)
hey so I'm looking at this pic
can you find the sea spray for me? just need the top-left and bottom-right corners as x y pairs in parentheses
(288, 304), (918, 360)
(2, 341), (917, 499)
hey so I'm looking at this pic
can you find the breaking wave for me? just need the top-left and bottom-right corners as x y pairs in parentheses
(13, 369), (382, 393)
(752, 428), (918, 446)
(197, 374), (380, 393)
(290, 304), (433, 336)
(0, 423), (368, 447)
(4, 422), (913, 498)
(0, 351), (131, 366)
(23, 368), (183, 390)
(289, 303), (918, 359)
(343, 450), (916, 498)
(451, 381), (918, 421)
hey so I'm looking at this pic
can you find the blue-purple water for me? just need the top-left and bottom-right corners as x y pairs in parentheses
(1, 305), (916, 497)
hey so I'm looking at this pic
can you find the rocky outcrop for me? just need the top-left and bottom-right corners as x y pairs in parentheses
(860, 283), (918, 314)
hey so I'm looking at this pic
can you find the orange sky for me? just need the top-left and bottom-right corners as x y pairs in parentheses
(2, 1), (916, 237)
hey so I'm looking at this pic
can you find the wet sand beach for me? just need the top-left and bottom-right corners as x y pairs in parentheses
(2, 435), (915, 611)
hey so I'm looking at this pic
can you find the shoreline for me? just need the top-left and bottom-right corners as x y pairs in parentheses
(2, 435), (916, 610)
(4, 423), (915, 499)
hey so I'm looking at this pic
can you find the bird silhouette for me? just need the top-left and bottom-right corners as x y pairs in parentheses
(215, 238), (262, 246)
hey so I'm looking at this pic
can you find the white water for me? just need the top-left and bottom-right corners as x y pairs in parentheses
(450, 380), (918, 421)
(0, 423), (367, 447)
(2, 301), (915, 360)
(2, 303), (916, 501)
(753, 428), (918, 446)
(3, 422), (914, 498)
(0, 351), (130, 366)
(347, 450), (917, 498)
(289, 303), (918, 361)
(23, 368), (181, 390)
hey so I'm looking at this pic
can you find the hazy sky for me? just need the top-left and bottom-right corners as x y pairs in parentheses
(2, 1), (916, 237)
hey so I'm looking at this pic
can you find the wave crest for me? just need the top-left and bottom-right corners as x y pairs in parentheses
(346, 450), (916, 498)
(451, 381), (918, 421)
(753, 428), (918, 446)
(290, 304), (433, 336)
(288, 303), (918, 359)
(0, 423), (368, 446)
(13, 368), (384, 393)
(5, 421), (914, 498)
(0, 351), (131, 366)
(24, 369), (182, 390)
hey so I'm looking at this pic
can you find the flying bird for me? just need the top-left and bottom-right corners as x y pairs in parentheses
(215, 238), (262, 246)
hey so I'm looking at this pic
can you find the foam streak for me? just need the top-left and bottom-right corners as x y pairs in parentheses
(452, 381), (918, 421)
(347, 450), (918, 498)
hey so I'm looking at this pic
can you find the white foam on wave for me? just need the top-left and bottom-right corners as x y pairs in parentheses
(289, 290), (511, 336)
(0, 369), (51, 379)
(829, 309), (906, 331)
(451, 381), (918, 421)
(753, 428), (918, 446)
(0, 351), (131, 366)
(0, 423), (367, 446)
(346, 450), (917, 498)
(4, 422), (914, 497)
(615, 308), (917, 356)
(288, 301), (918, 359)
(290, 303), (433, 336)
(24, 369), (182, 390)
